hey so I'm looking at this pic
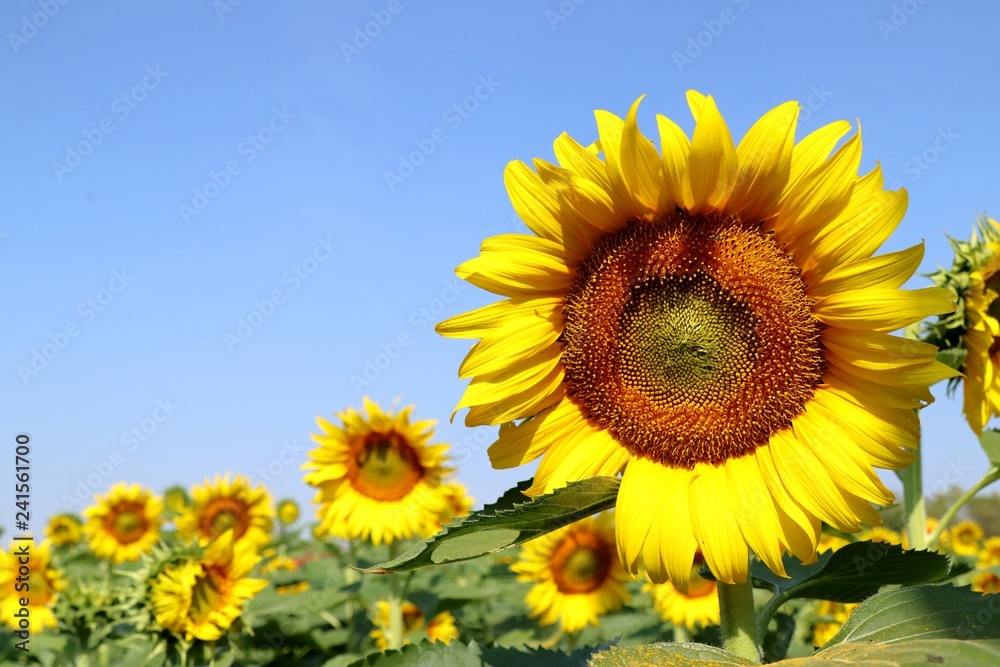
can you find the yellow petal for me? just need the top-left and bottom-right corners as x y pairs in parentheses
(810, 243), (924, 297)
(656, 114), (691, 210)
(689, 462), (748, 584)
(726, 455), (787, 577)
(686, 95), (737, 216)
(620, 95), (664, 212)
(489, 399), (586, 468)
(727, 100), (798, 221)
(595, 109), (647, 217)
(813, 287), (956, 331)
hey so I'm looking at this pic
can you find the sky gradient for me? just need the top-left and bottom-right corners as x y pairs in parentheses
(3, 1), (1000, 530)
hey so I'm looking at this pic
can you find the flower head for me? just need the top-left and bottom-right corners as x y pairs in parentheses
(643, 554), (719, 631)
(46, 513), (83, 547)
(0, 541), (65, 633)
(175, 474), (274, 549)
(369, 600), (458, 650)
(276, 498), (301, 526)
(84, 482), (163, 563)
(439, 92), (956, 587)
(950, 520), (984, 556)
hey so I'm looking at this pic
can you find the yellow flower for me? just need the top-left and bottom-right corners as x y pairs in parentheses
(164, 485), (192, 515)
(84, 483), (163, 563)
(261, 554), (309, 595)
(302, 398), (454, 545)
(978, 536), (1000, 568)
(0, 541), (65, 634)
(511, 513), (630, 633)
(46, 513), (83, 547)
(973, 570), (1000, 594)
(151, 530), (268, 641)
(644, 556), (719, 631)
(812, 600), (857, 647)
(175, 474), (274, 549)
(369, 600), (458, 650)
(859, 526), (902, 545)
(276, 499), (300, 526)
(951, 520), (984, 556)
(429, 481), (474, 534)
(817, 532), (851, 554)
(438, 92), (956, 589)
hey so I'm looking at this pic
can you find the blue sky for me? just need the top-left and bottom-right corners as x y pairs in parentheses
(3, 1), (999, 531)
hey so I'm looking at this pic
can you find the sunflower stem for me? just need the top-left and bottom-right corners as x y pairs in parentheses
(718, 579), (761, 664)
(900, 436), (928, 551)
(928, 465), (1000, 548)
(672, 623), (690, 643)
(386, 541), (405, 651)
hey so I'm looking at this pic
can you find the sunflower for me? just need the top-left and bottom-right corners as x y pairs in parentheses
(276, 498), (301, 526)
(84, 482), (163, 563)
(643, 554), (719, 631)
(261, 554), (309, 595)
(858, 526), (902, 545)
(175, 474), (274, 549)
(816, 531), (851, 554)
(0, 541), (65, 633)
(925, 217), (1000, 435)
(438, 92), (956, 588)
(978, 536), (1000, 568)
(303, 398), (454, 545)
(369, 600), (458, 650)
(164, 485), (192, 515)
(973, 571), (1000, 594)
(811, 599), (857, 647)
(151, 530), (268, 641)
(46, 513), (83, 547)
(511, 513), (630, 633)
(950, 520), (984, 556)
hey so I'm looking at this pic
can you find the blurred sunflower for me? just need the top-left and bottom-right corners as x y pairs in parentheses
(261, 554), (309, 595)
(84, 482), (163, 563)
(0, 541), (65, 633)
(369, 600), (458, 650)
(973, 571), (1000, 594)
(46, 513), (83, 547)
(816, 531), (851, 554)
(429, 481), (474, 533)
(175, 474), (274, 549)
(858, 526), (902, 545)
(978, 536), (1000, 568)
(151, 530), (268, 641)
(644, 554), (719, 631)
(438, 91), (955, 588)
(924, 216), (1000, 434)
(276, 498), (301, 526)
(950, 520), (984, 556)
(302, 398), (454, 545)
(812, 600), (857, 647)
(512, 513), (630, 633)
(164, 485), (192, 515)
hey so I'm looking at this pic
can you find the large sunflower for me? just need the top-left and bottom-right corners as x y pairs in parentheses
(151, 530), (268, 641)
(644, 555), (719, 631)
(511, 512), (630, 633)
(438, 92), (957, 588)
(175, 474), (274, 549)
(302, 398), (453, 545)
(84, 482), (163, 563)
(0, 540), (65, 633)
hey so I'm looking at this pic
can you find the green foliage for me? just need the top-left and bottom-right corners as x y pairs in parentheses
(363, 477), (620, 574)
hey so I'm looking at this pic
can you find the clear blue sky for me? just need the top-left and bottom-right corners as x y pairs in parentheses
(3, 1), (999, 531)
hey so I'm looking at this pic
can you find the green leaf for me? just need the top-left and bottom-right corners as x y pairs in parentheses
(979, 429), (1000, 465)
(782, 639), (1000, 665)
(587, 643), (754, 667)
(826, 584), (1000, 646)
(361, 477), (620, 574)
(936, 346), (967, 371)
(347, 640), (604, 666)
(754, 541), (951, 640)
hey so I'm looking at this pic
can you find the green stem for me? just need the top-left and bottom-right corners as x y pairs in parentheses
(928, 465), (1000, 548)
(899, 434), (927, 550)
(673, 623), (690, 643)
(386, 542), (404, 651)
(718, 579), (761, 664)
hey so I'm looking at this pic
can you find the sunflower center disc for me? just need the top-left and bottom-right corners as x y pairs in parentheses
(203, 498), (249, 540)
(562, 214), (824, 468)
(551, 531), (612, 594)
(109, 506), (145, 543)
(350, 434), (424, 501)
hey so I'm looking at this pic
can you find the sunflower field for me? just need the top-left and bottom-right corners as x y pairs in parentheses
(7, 89), (1000, 666)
